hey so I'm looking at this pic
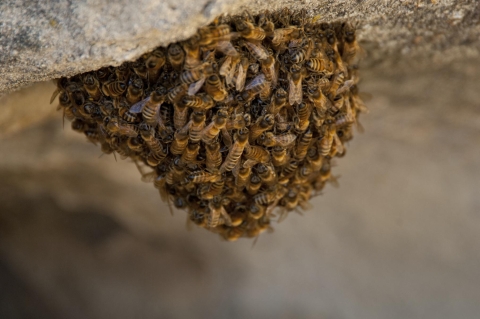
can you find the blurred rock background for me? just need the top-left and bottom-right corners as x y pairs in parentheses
(1, 1), (480, 318)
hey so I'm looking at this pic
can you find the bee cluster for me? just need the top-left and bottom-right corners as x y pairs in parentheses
(52, 8), (367, 241)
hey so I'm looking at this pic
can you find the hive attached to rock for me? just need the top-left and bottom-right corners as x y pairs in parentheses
(51, 8), (368, 241)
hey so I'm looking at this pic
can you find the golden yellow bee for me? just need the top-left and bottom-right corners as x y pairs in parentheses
(189, 111), (206, 143)
(205, 74), (228, 101)
(206, 139), (223, 170)
(219, 128), (249, 173)
(201, 110), (228, 144)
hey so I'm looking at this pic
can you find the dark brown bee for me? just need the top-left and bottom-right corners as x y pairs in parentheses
(83, 74), (102, 100)
(167, 44), (185, 71)
(249, 114), (275, 143)
(126, 75), (144, 105)
(183, 36), (202, 69)
(146, 49), (166, 83)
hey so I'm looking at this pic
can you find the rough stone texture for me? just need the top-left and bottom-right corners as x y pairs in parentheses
(1, 0), (479, 95)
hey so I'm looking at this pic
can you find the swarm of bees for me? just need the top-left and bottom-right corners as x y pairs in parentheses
(51, 8), (367, 241)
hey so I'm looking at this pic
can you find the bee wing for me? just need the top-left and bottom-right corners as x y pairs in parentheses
(288, 74), (303, 105)
(220, 206), (232, 227)
(333, 131), (344, 155)
(118, 125), (139, 138)
(336, 79), (354, 95)
(245, 73), (266, 91)
(129, 96), (150, 113)
(50, 88), (61, 104)
(216, 41), (239, 57)
(219, 56), (232, 77)
(226, 57), (240, 86)
(277, 134), (297, 147)
(188, 76), (206, 95)
(235, 63), (247, 91)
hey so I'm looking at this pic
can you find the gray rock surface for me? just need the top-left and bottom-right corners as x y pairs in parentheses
(1, 0), (479, 95)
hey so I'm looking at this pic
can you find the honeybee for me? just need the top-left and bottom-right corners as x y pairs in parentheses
(249, 113), (275, 142)
(257, 163), (277, 186)
(294, 128), (313, 161)
(126, 75), (144, 105)
(170, 129), (189, 155)
(260, 55), (278, 87)
(103, 117), (138, 137)
(319, 125), (336, 157)
(205, 74), (228, 101)
(201, 110), (228, 144)
(247, 174), (262, 195)
(233, 57), (249, 91)
(289, 39), (312, 64)
(167, 83), (188, 104)
(241, 40), (269, 61)
(132, 60), (148, 80)
(253, 189), (277, 205)
(240, 73), (269, 103)
(261, 132), (296, 147)
(82, 74), (102, 101)
(249, 202), (266, 220)
(281, 159), (299, 178)
(219, 55), (240, 86)
(179, 62), (211, 85)
(126, 136), (144, 152)
(96, 67), (111, 84)
(236, 19), (266, 40)
(167, 44), (185, 70)
(181, 143), (200, 165)
(266, 88), (288, 115)
(173, 102), (189, 130)
(219, 128), (249, 173)
(271, 146), (289, 167)
(288, 64), (305, 105)
(199, 179), (225, 200)
(188, 170), (221, 183)
(102, 80), (127, 97)
(206, 139), (223, 170)
(139, 122), (165, 151)
(305, 58), (335, 75)
(129, 87), (167, 126)
(328, 71), (345, 99)
(342, 22), (364, 65)
(207, 198), (232, 228)
(198, 24), (232, 46)
(294, 102), (311, 132)
(183, 36), (201, 69)
(307, 85), (330, 113)
(115, 63), (131, 82)
(215, 40), (240, 57)
(189, 111), (206, 143)
(270, 26), (302, 46)
(244, 145), (270, 164)
(182, 94), (215, 111)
